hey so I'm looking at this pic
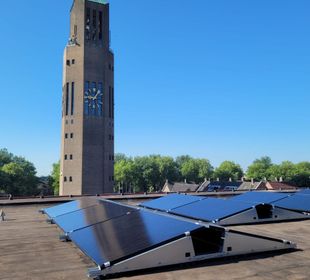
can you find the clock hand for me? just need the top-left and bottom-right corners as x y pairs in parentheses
(94, 91), (100, 100)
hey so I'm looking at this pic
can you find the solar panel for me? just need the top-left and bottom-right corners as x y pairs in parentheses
(68, 210), (201, 267)
(229, 191), (290, 204)
(274, 194), (310, 212)
(299, 189), (310, 195)
(53, 200), (137, 233)
(140, 194), (205, 211)
(170, 197), (252, 222)
(44, 197), (100, 218)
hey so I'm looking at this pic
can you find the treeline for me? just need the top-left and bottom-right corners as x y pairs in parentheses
(115, 154), (310, 192)
(1, 148), (310, 196)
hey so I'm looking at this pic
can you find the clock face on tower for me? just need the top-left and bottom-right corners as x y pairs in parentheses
(84, 82), (103, 116)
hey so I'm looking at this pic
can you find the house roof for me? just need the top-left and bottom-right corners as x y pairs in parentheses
(196, 180), (211, 192)
(163, 181), (199, 192)
(237, 181), (265, 191)
(267, 182), (297, 190)
(207, 181), (242, 190)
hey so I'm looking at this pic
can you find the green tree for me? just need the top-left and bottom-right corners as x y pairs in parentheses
(176, 155), (192, 168)
(156, 156), (180, 186)
(268, 161), (297, 181)
(114, 153), (128, 163)
(213, 161), (243, 181)
(49, 162), (60, 195)
(291, 162), (310, 187)
(114, 159), (137, 192)
(0, 148), (14, 167)
(246, 156), (273, 180)
(180, 158), (213, 183)
(134, 156), (161, 192)
(1, 159), (38, 196)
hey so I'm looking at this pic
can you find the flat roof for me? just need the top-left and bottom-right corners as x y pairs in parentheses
(0, 203), (309, 279)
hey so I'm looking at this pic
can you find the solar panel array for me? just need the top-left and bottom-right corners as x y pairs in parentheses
(43, 193), (301, 277)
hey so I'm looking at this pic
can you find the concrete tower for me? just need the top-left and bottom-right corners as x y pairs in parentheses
(60, 0), (114, 195)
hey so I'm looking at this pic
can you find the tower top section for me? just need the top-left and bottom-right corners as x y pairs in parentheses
(88, 0), (108, 4)
(68, 0), (111, 50)
(72, 0), (108, 6)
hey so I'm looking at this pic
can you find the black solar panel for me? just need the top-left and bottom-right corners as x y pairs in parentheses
(229, 191), (290, 204)
(170, 197), (252, 222)
(68, 210), (201, 267)
(299, 189), (310, 195)
(140, 194), (205, 211)
(44, 197), (100, 218)
(53, 200), (137, 233)
(274, 194), (310, 212)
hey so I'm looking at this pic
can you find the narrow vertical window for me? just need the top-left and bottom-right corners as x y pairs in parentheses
(74, 25), (77, 37)
(112, 87), (114, 119)
(98, 11), (103, 41)
(84, 81), (90, 116)
(85, 8), (91, 41)
(64, 176), (67, 182)
(92, 10), (97, 41)
(108, 86), (112, 118)
(65, 83), (69, 116)
(69, 176), (73, 182)
(71, 82), (75, 115)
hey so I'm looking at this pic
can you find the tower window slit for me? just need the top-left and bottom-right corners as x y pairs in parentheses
(85, 8), (91, 41)
(71, 82), (75, 115)
(112, 87), (114, 119)
(109, 86), (112, 118)
(65, 83), (69, 116)
(99, 11), (103, 40)
(92, 10), (97, 41)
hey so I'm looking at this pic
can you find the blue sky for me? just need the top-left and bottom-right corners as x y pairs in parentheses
(0, 0), (309, 176)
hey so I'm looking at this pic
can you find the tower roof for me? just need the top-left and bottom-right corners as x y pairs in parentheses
(88, 0), (108, 4)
